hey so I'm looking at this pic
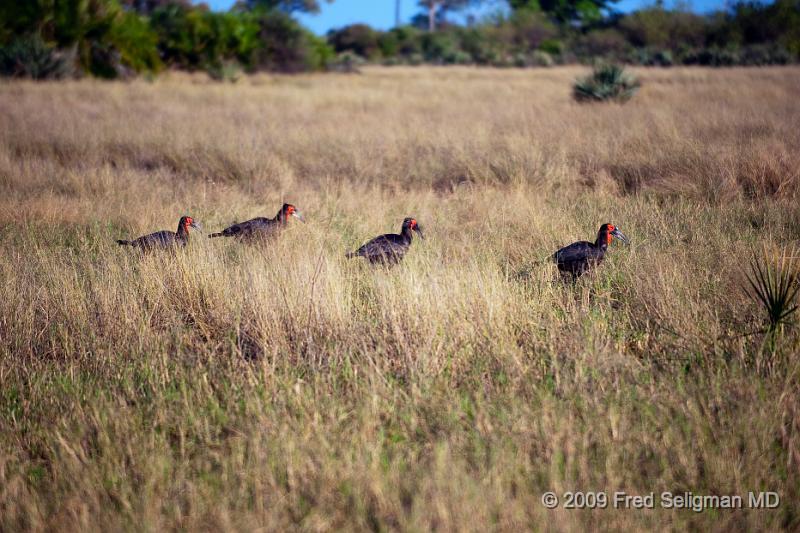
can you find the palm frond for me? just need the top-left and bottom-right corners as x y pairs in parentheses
(573, 63), (641, 103)
(745, 246), (800, 333)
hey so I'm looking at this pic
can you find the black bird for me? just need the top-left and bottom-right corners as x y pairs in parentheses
(553, 223), (629, 279)
(208, 203), (304, 241)
(117, 216), (200, 251)
(347, 217), (424, 265)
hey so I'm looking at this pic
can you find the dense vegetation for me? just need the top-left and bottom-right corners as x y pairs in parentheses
(331, 0), (800, 68)
(0, 0), (798, 78)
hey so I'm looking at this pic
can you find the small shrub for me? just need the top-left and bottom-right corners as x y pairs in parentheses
(444, 49), (472, 65)
(206, 60), (242, 82)
(0, 35), (73, 79)
(381, 56), (402, 66)
(306, 32), (335, 70)
(539, 39), (563, 55)
(420, 31), (461, 64)
(380, 26), (422, 58)
(630, 48), (673, 66)
(512, 51), (553, 67)
(739, 44), (792, 65)
(458, 28), (499, 65)
(328, 51), (364, 73)
(491, 53), (516, 68)
(683, 47), (740, 66)
(573, 63), (641, 103)
(406, 53), (424, 66)
(531, 50), (554, 66)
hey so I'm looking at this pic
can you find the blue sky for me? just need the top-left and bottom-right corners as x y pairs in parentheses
(201, 0), (729, 35)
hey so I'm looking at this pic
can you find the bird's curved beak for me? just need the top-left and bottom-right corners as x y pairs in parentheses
(292, 211), (305, 223)
(611, 228), (629, 244)
(415, 226), (424, 240)
(190, 222), (202, 231)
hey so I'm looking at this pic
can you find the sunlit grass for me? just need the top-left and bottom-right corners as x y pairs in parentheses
(0, 67), (799, 531)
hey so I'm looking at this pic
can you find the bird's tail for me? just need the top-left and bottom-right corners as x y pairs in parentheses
(208, 232), (225, 239)
(116, 239), (133, 246)
(345, 251), (357, 259)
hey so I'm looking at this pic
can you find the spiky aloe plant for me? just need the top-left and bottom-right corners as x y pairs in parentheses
(745, 247), (799, 335)
(573, 64), (641, 103)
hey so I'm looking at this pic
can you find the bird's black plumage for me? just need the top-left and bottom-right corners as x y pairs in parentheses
(208, 203), (304, 241)
(553, 223), (628, 279)
(117, 216), (199, 251)
(347, 217), (424, 265)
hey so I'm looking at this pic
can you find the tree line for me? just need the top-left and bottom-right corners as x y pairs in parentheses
(1, 0), (798, 79)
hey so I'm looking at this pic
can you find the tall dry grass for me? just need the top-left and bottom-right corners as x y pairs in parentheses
(1, 66), (799, 531)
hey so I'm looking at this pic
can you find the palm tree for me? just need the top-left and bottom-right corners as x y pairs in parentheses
(396, 0), (401, 27)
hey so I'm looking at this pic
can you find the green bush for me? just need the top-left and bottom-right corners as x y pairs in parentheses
(420, 31), (462, 64)
(251, 11), (332, 72)
(458, 27), (500, 65)
(0, 34), (74, 79)
(0, 0), (162, 79)
(328, 24), (381, 60)
(206, 60), (242, 82)
(739, 44), (792, 65)
(306, 31), (335, 70)
(538, 38), (563, 55)
(491, 53), (516, 68)
(108, 11), (161, 74)
(683, 46), (740, 66)
(531, 50), (554, 66)
(573, 63), (641, 103)
(380, 26), (423, 58)
(630, 47), (674, 66)
(150, 4), (254, 71)
(328, 50), (365, 72)
(406, 52), (424, 65)
(510, 50), (554, 67)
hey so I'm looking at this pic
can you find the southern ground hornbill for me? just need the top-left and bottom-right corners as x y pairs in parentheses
(347, 217), (424, 264)
(117, 216), (201, 251)
(553, 223), (629, 279)
(208, 203), (304, 241)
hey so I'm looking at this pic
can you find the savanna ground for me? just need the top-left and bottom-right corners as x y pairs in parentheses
(1, 66), (799, 531)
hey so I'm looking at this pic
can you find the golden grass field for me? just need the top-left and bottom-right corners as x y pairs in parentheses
(1, 66), (799, 531)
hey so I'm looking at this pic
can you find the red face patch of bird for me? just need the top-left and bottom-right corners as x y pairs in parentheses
(603, 224), (614, 245)
(603, 223), (629, 245)
(404, 218), (424, 239)
(283, 204), (305, 223)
